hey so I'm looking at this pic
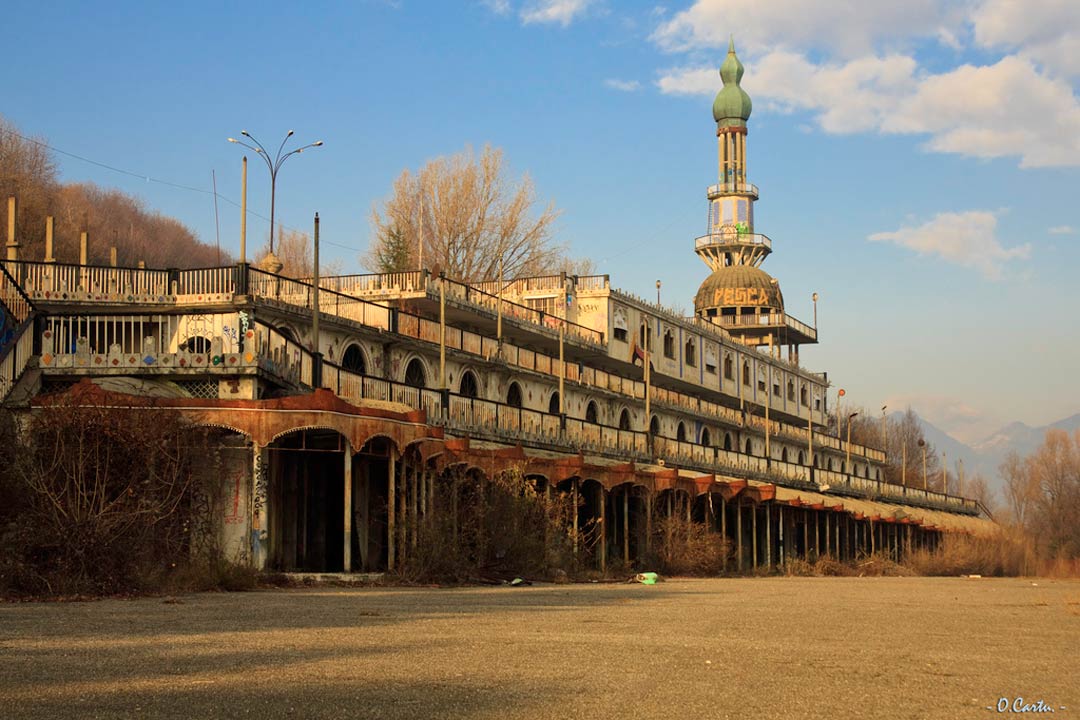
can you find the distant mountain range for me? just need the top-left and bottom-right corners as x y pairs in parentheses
(902, 411), (1080, 498)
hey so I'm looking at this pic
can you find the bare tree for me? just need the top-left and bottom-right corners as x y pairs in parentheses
(254, 228), (343, 278)
(367, 145), (581, 282)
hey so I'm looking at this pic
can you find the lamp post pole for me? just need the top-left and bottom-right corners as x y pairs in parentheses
(846, 412), (858, 474)
(918, 439), (927, 490)
(228, 130), (324, 258)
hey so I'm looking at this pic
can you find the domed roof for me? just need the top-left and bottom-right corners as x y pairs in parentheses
(712, 37), (753, 127)
(694, 265), (783, 313)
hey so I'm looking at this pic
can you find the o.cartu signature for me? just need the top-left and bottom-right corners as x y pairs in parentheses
(988, 698), (1067, 713)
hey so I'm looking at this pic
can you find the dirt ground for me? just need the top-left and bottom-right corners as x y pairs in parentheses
(1, 576), (1077, 720)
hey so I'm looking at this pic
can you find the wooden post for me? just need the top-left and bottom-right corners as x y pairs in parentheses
(388, 453), (396, 571)
(815, 508), (820, 558)
(778, 504), (785, 568)
(44, 216), (55, 263)
(825, 512), (831, 556)
(623, 486), (630, 565)
(79, 231), (88, 266)
(343, 449), (352, 572)
(870, 519), (876, 555)
(558, 324), (565, 414)
(6, 196), (18, 261)
(645, 491), (652, 554)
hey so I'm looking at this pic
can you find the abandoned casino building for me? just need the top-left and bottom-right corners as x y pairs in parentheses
(0, 43), (992, 575)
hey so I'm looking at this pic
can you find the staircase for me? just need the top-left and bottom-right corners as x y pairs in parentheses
(0, 263), (36, 403)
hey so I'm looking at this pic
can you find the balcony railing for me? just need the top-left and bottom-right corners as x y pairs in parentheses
(707, 181), (759, 197)
(694, 232), (772, 251)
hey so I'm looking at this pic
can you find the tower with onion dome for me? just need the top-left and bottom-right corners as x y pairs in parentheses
(694, 38), (817, 359)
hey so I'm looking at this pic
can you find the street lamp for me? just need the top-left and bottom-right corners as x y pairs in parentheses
(656, 279), (661, 306)
(228, 130), (324, 257)
(846, 411), (858, 475)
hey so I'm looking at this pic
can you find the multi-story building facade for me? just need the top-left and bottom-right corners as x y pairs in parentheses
(0, 43), (991, 576)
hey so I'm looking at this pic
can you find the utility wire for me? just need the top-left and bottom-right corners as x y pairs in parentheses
(0, 126), (367, 253)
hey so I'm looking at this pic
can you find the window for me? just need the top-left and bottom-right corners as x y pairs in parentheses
(772, 377), (780, 397)
(745, 438), (754, 455)
(787, 379), (795, 402)
(507, 382), (523, 408)
(724, 354), (734, 380)
(459, 370), (478, 398)
(663, 329), (675, 359)
(705, 345), (717, 374)
(723, 433), (732, 451)
(700, 427), (711, 446)
(619, 409), (632, 431)
(800, 384), (808, 406)
(585, 401), (598, 424)
(685, 338), (696, 367)
(649, 415), (660, 435)
(548, 391), (560, 415)
(404, 358), (426, 388)
(613, 307), (628, 343)
(781, 448), (788, 463)
(676, 422), (686, 442)
(742, 361), (750, 386)
(525, 295), (560, 317)
(758, 368), (767, 393)
(342, 344), (366, 374)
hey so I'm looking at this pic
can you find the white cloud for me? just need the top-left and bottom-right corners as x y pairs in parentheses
(651, 0), (960, 57)
(971, 0), (1080, 77)
(521, 0), (593, 26)
(657, 53), (1080, 167)
(604, 78), (642, 92)
(1048, 225), (1076, 235)
(481, 0), (512, 15)
(868, 210), (1030, 280)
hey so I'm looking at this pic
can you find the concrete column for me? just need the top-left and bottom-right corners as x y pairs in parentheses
(343, 448), (353, 572)
(251, 443), (268, 570)
(736, 501), (743, 572)
(388, 453), (396, 571)
(598, 484), (606, 574)
(623, 487), (630, 565)
(765, 504), (772, 569)
(825, 513), (831, 556)
(751, 503), (758, 570)
(410, 458), (418, 552)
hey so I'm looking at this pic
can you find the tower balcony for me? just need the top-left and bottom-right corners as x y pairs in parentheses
(707, 181), (758, 199)
(695, 231), (772, 252)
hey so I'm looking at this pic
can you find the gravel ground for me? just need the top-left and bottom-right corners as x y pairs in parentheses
(1, 577), (1077, 720)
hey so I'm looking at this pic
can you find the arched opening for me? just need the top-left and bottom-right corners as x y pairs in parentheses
(548, 391), (560, 415)
(745, 438), (754, 455)
(649, 415), (660, 436)
(183, 336), (212, 354)
(619, 409), (632, 431)
(585, 401), (599, 424)
(781, 447), (788, 463)
(724, 432), (732, 451)
(798, 450), (805, 465)
(342, 344), (366, 374)
(676, 422), (687, 442)
(267, 428), (353, 573)
(404, 358), (426, 388)
(742, 361), (750, 385)
(459, 370), (478, 398)
(700, 427), (711, 446)
(507, 382), (523, 408)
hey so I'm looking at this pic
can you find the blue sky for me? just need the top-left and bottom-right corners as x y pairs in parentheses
(4, 0), (1079, 442)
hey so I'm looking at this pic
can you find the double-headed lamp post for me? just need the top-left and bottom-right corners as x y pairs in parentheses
(228, 130), (323, 257)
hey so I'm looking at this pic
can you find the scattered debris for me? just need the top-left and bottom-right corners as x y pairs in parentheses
(631, 572), (660, 585)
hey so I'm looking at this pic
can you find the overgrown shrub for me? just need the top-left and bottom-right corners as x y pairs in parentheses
(0, 394), (230, 597)
(402, 466), (575, 582)
(652, 515), (730, 576)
